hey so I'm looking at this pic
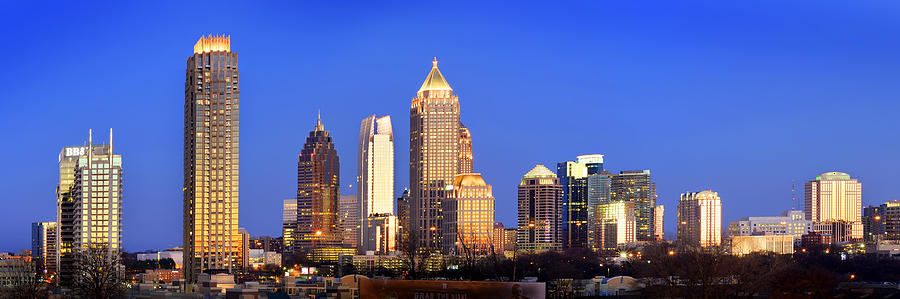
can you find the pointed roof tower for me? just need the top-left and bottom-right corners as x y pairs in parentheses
(315, 110), (325, 131)
(418, 57), (452, 93)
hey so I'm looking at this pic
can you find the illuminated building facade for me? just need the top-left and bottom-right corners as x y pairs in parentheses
(57, 130), (123, 284)
(727, 210), (810, 240)
(597, 201), (636, 249)
(282, 199), (297, 252)
(410, 58), (461, 252)
(339, 194), (359, 249)
(610, 170), (656, 241)
(654, 205), (665, 241)
(364, 213), (398, 254)
(358, 115), (395, 253)
(557, 154), (603, 249)
(492, 222), (506, 253)
(517, 165), (563, 252)
(31, 222), (57, 273)
(458, 125), (473, 173)
(183, 34), (241, 282)
(804, 172), (863, 240)
(677, 190), (722, 248)
(731, 234), (794, 256)
(443, 174), (495, 255)
(587, 171), (612, 250)
(296, 115), (342, 257)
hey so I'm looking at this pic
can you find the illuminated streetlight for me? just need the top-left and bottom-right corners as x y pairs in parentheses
(668, 250), (675, 256)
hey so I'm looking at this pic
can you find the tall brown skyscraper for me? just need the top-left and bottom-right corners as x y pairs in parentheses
(296, 115), (342, 258)
(183, 35), (240, 282)
(458, 125), (473, 173)
(410, 58), (462, 252)
(517, 165), (563, 252)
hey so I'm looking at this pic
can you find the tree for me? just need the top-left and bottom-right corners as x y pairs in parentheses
(71, 246), (126, 299)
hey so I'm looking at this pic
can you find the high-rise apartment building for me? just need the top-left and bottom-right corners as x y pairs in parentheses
(557, 154), (603, 249)
(653, 205), (665, 241)
(358, 115), (395, 253)
(610, 170), (656, 241)
(597, 201), (636, 249)
(296, 116), (342, 257)
(517, 165), (563, 252)
(410, 58), (462, 252)
(31, 222), (57, 273)
(183, 35), (241, 282)
(57, 130), (123, 284)
(282, 199), (297, 253)
(339, 194), (360, 249)
(804, 172), (863, 240)
(458, 125), (473, 173)
(443, 174), (495, 255)
(677, 190), (722, 248)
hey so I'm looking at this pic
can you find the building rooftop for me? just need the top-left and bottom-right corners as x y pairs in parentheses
(418, 57), (452, 93)
(523, 165), (555, 178)
(193, 34), (231, 54)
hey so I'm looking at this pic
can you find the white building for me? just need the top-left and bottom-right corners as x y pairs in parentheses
(358, 115), (396, 253)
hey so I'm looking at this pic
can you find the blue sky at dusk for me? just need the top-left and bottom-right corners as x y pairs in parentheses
(1, 1), (899, 252)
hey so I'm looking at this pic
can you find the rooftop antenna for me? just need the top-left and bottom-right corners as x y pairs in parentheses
(791, 179), (796, 211)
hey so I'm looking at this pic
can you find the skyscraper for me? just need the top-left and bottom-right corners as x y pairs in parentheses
(410, 58), (462, 252)
(358, 115), (395, 253)
(458, 125), (473, 174)
(183, 34), (241, 282)
(282, 199), (297, 253)
(397, 189), (410, 248)
(296, 115), (342, 257)
(587, 170), (613, 250)
(610, 170), (657, 241)
(557, 154), (603, 249)
(58, 130), (123, 284)
(31, 222), (57, 274)
(653, 205), (665, 241)
(443, 174), (495, 255)
(339, 194), (360, 249)
(517, 165), (563, 252)
(677, 190), (722, 248)
(804, 172), (863, 240)
(597, 201), (636, 249)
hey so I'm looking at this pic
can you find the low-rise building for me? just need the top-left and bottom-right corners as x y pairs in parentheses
(731, 234), (795, 255)
(0, 253), (34, 287)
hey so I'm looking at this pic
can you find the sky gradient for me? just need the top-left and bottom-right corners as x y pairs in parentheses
(1, 1), (899, 252)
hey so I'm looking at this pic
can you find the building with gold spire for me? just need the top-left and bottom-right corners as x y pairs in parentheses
(296, 115), (343, 261)
(183, 34), (241, 282)
(409, 58), (462, 252)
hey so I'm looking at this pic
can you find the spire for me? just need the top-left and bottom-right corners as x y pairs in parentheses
(418, 57), (452, 93)
(315, 110), (325, 131)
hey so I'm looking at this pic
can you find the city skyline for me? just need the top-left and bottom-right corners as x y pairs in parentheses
(3, 1), (900, 252)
